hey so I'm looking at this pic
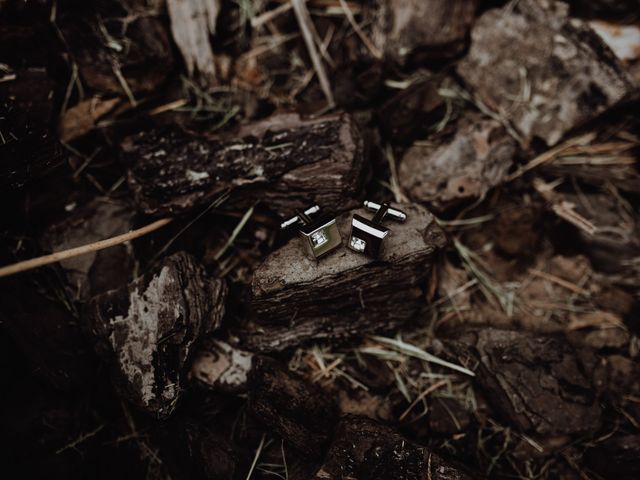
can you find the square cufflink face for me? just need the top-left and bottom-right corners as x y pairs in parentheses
(298, 217), (342, 259)
(348, 214), (389, 258)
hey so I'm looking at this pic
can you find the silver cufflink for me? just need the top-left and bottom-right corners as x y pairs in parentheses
(348, 201), (407, 258)
(281, 205), (342, 259)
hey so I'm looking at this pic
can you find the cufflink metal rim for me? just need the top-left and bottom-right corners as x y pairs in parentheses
(348, 201), (407, 258)
(281, 205), (342, 259)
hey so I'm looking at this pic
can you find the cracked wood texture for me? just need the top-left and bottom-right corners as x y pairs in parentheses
(457, 0), (637, 147)
(124, 112), (366, 216)
(446, 328), (602, 436)
(86, 252), (226, 418)
(243, 203), (446, 352)
(314, 415), (478, 480)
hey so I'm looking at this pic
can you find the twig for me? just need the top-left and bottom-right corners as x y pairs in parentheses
(56, 424), (105, 455)
(338, 0), (382, 59)
(246, 434), (267, 480)
(399, 379), (448, 421)
(506, 133), (596, 182)
(529, 268), (590, 296)
(0, 218), (172, 278)
(291, 0), (335, 107)
(213, 205), (254, 261)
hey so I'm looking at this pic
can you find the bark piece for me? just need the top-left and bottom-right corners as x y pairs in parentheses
(399, 115), (517, 211)
(86, 251), (226, 418)
(369, 0), (478, 63)
(247, 356), (338, 459)
(164, 422), (237, 480)
(447, 328), (602, 436)
(377, 79), (445, 143)
(189, 338), (253, 393)
(58, 97), (122, 143)
(0, 69), (61, 189)
(244, 203), (446, 352)
(42, 197), (136, 302)
(167, 0), (219, 87)
(60, 1), (174, 95)
(124, 112), (366, 216)
(314, 415), (477, 479)
(567, 190), (640, 286)
(457, 0), (636, 147)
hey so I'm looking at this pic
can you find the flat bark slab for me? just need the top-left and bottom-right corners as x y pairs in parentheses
(399, 114), (517, 211)
(86, 252), (226, 418)
(314, 415), (478, 480)
(42, 197), (136, 302)
(446, 328), (602, 436)
(457, 0), (637, 146)
(369, 0), (478, 63)
(247, 356), (337, 459)
(243, 203), (446, 352)
(124, 112), (366, 216)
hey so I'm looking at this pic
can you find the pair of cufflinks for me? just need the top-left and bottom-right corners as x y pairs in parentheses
(280, 201), (407, 259)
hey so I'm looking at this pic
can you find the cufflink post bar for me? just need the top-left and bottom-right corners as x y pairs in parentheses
(281, 205), (342, 259)
(349, 201), (407, 258)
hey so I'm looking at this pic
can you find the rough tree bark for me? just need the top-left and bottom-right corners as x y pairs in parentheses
(0, 69), (61, 189)
(86, 251), (227, 418)
(59, 0), (175, 96)
(314, 415), (478, 479)
(445, 328), (602, 436)
(369, 0), (479, 64)
(124, 112), (366, 216)
(247, 356), (338, 459)
(457, 0), (636, 147)
(242, 203), (446, 352)
(399, 114), (518, 211)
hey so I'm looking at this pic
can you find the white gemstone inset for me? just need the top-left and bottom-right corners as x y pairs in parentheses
(350, 236), (366, 252)
(311, 229), (328, 248)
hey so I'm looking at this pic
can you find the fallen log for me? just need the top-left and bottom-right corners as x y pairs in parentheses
(446, 328), (602, 436)
(242, 203), (446, 352)
(124, 112), (366, 216)
(86, 251), (227, 418)
(457, 0), (636, 147)
(314, 415), (478, 479)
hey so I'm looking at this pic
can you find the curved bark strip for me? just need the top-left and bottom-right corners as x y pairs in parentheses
(124, 112), (366, 216)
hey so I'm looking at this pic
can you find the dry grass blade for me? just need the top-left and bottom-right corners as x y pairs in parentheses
(506, 133), (596, 181)
(291, 0), (335, 107)
(369, 335), (475, 377)
(528, 268), (590, 296)
(214, 205), (255, 261)
(338, 0), (382, 59)
(398, 379), (448, 421)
